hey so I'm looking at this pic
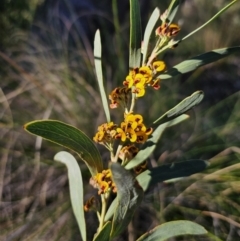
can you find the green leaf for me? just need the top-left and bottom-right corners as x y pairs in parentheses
(104, 198), (117, 222)
(179, 0), (238, 43)
(24, 120), (103, 176)
(93, 221), (111, 241)
(166, 0), (181, 24)
(106, 159), (208, 220)
(129, 0), (142, 68)
(94, 30), (111, 122)
(54, 151), (87, 241)
(153, 91), (204, 125)
(159, 46), (240, 80)
(125, 114), (189, 170)
(136, 220), (207, 241)
(142, 8), (160, 65)
(110, 163), (143, 239)
(137, 159), (209, 191)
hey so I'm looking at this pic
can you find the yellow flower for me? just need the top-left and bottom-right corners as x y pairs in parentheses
(115, 114), (152, 144)
(134, 73), (146, 85)
(153, 61), (166, 72)
(121, 65), (161, 98)
(134, 83), (145, 97)
(93, 122), (118, 144)
(126, 128), (137, 142)
(91, 169), (116, 195)
(136, 127), (153, 143)
(139, 66), (152, 76)
(93, 131), (104, 143)
(139, 66), (152, 84)
(125, 113), (143, 123)
(124, 75), (134, 88)
(167, 23), (180, 37)
(115, 127), (127, 142)
(99, 181), (109, 195)
(134, 123), (146, 132)
(102, 169), (112, 178)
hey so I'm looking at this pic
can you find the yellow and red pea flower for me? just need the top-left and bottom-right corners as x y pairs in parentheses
(84, 196), (98, 212)
(116, 113), (153, 144)
(115, 127), (127, 142)
(139, 66), (152, 84)
(155, 23), (180, 38)
(119, 144), (139, 163)
(133, 82), (145, 97)
(91, 169), (117, 195)
(153, 61), (166, 72)
(120, 62), (165, 99)
(93, 121), (117, 144)
(109, 87), (131, 109)
(150, 78), (161, 90)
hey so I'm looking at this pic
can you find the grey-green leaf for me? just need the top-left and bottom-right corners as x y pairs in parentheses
(54, 151), (86, 241)
(93, 221), (111, 241)
(179, 0), (237, 43)
(166, 0), (181, 24)
(142, 8), (160, 65)
(104, 197), (117, 222)
(136, 220), (207, 241)
(24, 120), (103, 176)
(125, 114), (189, 170)
(110, 163), (143, 239)
(153, 91), (204, 125)
(94, 30), (111, 122)
(137, 159), (209, 191)
(129, 0), (142, 68)
(159, 46), (240, 80)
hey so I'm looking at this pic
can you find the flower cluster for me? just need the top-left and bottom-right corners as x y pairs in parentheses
(115, 113), (152, 143)
(155, 22), (180, 38)
(153, 22), (181, 53)
(93, 122), (117, 145)
(93, 114), (152, 146)
(93, 18), (180, 197)
(108, 87), (131, 109)
(90, 169), (117, 195)
(119, 144), (139, 164)
(109, 61), (166, 109)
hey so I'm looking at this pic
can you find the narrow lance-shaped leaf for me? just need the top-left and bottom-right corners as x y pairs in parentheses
(137, 159), (209, 191)
(129, 0), (142, 68)
(104, 197), (117, 222)
(125, 114), (189, 170)
(178, 0), (238, 44)
(159, 46), (240, 80)
(153, 91), (204, 125)
(24, 120), (103, 176)
(54, 151), (87, 241)
(142, 8), (160, 65)
(136, 220), (207, 241)
(94, 30), (111, 122)
(110, 163), (143, 239)
(166, 0), (181, 24)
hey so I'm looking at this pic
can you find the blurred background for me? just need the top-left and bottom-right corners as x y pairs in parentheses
(1, 0), (240, 240)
